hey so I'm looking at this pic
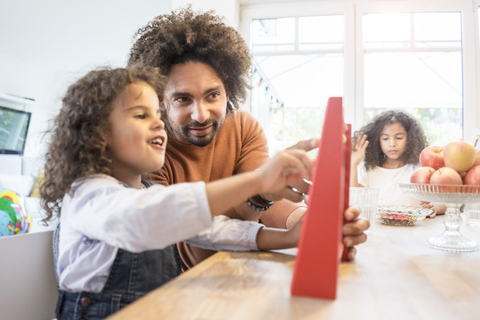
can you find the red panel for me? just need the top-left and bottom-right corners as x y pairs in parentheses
(290, 97), (351, 300)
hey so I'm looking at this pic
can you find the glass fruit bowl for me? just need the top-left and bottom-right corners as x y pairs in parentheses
(399, 183), (480, 252)
(377, 205), (433, 226)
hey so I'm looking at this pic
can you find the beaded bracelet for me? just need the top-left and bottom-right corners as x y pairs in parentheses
(245, 195), (275, 212)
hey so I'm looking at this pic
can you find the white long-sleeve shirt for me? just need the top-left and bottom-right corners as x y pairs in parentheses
(58, 175), (263, 292)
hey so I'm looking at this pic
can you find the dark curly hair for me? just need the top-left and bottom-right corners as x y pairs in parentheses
(40, 66), (165, 223)
(353, 110), (427, 171)
(128, 6), (251, 112)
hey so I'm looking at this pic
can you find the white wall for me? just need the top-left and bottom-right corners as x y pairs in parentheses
(0, 0), (173, 175)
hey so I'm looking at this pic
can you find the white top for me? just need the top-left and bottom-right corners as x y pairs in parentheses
(58, 175), (263, 292)
(358, 164), (421, 207)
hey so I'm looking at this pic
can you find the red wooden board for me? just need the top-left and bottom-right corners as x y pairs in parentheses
(290, 97), (351, 300)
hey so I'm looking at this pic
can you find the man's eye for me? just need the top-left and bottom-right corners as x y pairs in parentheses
(175, 97), (190, 103)
(210, 92), (219, 98)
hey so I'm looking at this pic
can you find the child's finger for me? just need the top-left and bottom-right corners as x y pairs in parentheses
(283, 149), (314, 177)
(345, 205), (361, 221)
(275, 151), (311, 181)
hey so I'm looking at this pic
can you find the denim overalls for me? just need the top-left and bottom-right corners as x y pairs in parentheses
(54, 180), (182, 320)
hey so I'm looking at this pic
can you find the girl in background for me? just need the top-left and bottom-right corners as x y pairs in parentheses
(41, 66), (367, 320)
(350, 110), (444, 217)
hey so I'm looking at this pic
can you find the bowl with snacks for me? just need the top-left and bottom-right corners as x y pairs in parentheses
(377, 205), (433, 226)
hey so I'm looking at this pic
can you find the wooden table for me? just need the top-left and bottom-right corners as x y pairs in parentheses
(108, 217), (480, 320)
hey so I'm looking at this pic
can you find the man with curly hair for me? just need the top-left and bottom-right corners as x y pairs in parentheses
(129, 7), (368, 270)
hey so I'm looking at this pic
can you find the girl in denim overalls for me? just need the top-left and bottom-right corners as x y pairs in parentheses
(40, 66), (314, 320)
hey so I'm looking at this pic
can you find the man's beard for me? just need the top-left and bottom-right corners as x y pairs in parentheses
(167, 116), (226, 147)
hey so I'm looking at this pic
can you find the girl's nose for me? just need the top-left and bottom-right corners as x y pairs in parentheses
(153, 116), (165, 130)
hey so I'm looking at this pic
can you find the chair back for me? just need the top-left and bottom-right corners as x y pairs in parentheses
(0, 230), (58, 320)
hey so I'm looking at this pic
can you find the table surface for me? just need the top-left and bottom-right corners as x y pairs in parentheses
(108, 216), (480, 320)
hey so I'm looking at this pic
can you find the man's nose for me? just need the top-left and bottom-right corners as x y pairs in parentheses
(191, 101), (209, 124)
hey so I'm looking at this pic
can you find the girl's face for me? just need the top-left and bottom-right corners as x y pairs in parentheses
(379, 122), (407, 164)
(105, 82), (167, 185)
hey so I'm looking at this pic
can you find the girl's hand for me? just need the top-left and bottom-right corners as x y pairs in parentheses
(256, 149), (313, 196)
(419, 201), (446, 218)
(260, 138), (318, 202)
(285, 214), (304, 248)
(352, 133), (369, 166)
(343, 206), (369, 261)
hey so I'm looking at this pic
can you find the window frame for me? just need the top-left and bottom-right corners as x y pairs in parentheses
(240, 0), (480, 143)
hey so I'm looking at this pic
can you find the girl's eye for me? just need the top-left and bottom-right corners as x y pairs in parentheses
(135, 114), (146, 119)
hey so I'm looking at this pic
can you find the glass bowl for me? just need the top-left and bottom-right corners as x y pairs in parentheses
(399, 183), (480, 252)
(377, 205), (433, 226)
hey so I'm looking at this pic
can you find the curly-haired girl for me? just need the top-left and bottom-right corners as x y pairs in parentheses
(350, 110), (444, 217)
(40, 66), (327, 319)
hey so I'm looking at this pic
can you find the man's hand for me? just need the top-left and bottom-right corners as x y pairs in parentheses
(260, 138), (319, 203)
(343, 206), (369, 261)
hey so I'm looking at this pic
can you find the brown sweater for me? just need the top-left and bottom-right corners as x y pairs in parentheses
(150, 110), (305, 270)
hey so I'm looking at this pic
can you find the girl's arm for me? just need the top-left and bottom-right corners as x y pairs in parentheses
(257, 205), (368, 253)
(205, 148), (312, 216)
(350, 133), (368, 187)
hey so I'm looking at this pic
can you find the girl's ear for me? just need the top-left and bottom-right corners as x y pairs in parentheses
(95, 124), (109, 146)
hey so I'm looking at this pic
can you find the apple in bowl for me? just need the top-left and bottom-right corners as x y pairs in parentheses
(464, 165), (480, 185)
(410, 166), (435, 184)
(430, 167), (463, 185)
(444, 140), (476, 172)
(473, 149), (480, 167)
(419, 146), (445, 169)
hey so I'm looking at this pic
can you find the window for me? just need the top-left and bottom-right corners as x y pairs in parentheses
(250, 15), (345, 155)
(241, 1), (479, 154)
(363, 12), (463, 146)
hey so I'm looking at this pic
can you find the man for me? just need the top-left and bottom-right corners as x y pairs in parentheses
(129, 7), (368, 270)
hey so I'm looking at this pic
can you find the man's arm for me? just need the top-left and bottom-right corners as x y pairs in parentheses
(231, 111), (307, 227)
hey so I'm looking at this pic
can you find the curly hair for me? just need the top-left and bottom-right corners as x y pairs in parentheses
(128, 6), (251, 112)
(353, 110), (427, 171)
(40, 66), (165, 223)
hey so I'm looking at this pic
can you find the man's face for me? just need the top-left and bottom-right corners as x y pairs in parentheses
(163, 61), (229, 147)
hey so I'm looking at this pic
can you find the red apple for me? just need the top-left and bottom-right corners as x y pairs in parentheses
(410, 166), (435, 183)
(430, 167), (463, 185)
(419, 146), (445, 169)
(444, 140), (476, 172)
(464, 165), (480, 185)
(473, 149), (480, 167)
